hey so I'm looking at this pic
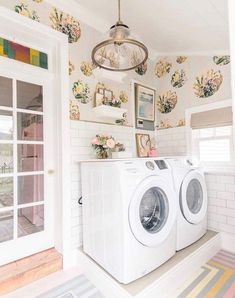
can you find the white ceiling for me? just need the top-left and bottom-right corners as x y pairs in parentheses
(75, 0), (229, 55)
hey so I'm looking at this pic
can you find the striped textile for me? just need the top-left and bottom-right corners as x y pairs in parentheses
(176, 250), (235, 298)
(36, 275), (104, 298)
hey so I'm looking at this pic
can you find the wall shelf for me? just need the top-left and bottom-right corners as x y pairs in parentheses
(93, 105), (127, 120)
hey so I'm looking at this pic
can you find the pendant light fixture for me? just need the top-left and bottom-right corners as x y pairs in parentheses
(91, 0), (148, 71)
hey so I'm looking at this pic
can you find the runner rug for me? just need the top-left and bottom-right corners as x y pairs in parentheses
(176, 250), (235, 298)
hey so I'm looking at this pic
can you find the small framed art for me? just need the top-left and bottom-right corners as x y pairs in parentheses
(135, 133), (151, 157)
(135, 83), (155, 131)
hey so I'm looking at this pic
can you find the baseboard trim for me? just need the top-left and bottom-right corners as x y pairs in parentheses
(76, 232), (221, 298)
(221, 232), (235, 253)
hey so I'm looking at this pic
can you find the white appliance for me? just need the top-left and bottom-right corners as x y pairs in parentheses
(81, 159), (177, 284)
(166, 158), (208, 251)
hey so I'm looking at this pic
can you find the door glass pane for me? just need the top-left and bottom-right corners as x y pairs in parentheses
(18, 205), (44, 237)
(17, 81), (43, 111)
(18, 175), (44, 205)
(0, 144), (13, 174)
(18, 144), (43, 172)
(17, 113), (43, 141)
(0, 76), (13, 107)
(0, 177), (13, 208)
(186, 179), (203, 214)
(0, 111), (13, 140)
(0, 210), (13, 243)
(139, 187), (169, 234)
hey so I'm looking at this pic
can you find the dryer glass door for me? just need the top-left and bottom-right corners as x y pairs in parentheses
(139, 187), (169, 234)
(186, 179), (203, 214)
(180, 171), (207, 224)
(129, 176), (177, 247)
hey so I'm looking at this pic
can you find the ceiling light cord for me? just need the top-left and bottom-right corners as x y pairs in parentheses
(118, 0), (121, 23)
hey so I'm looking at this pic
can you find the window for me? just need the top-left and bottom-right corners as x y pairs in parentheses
(187, 102), (234, 171)
(192, 126), (233, 163)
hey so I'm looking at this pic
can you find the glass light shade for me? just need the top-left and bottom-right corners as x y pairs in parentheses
(92, 23), (148, 71)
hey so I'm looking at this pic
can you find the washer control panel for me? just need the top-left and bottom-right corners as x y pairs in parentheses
(154, 160), (168, 170)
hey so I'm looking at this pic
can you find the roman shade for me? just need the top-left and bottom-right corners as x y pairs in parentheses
(190, 106), (233, 130)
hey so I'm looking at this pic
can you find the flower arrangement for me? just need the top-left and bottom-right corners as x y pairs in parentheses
(72, 80), (91, 104)
(213, 56), (230, 66)
(15, 4), (40, 21)
(193, 69), (223, 98)
(80, 61), (96, 77)
(155, 59), (172, 78)
(176, 56), (187, 64)
(171, 69), (187, 88)
(91, 134), (116, 159)
(157, 90), (178, 114)
(109, 97), (122, 108)
(49, 8), (81, 43)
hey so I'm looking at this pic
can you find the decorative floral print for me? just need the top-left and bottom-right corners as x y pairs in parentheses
(193, 69), (223, 98)
(171, 69), (187, 88)
(72, 80), (91, 104)
(49, 8), (81, 43)
(15, 4), (40, 21)
(159, 119), (173, 129)
(119, 91), (128, 104)
(213, 56), (230, 66)
(177, 119), (185, 127)
(70, 100), (80, 120)
(157, 90), (178, 114)
(176, 56), (187, 64)
(155, 59), (172, 78)
(80, 61), (95, 77)
(135, 63), (147, 75)
(69, 61), (75, 75)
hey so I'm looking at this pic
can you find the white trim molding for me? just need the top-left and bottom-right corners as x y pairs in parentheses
(0, 6), (72, 268)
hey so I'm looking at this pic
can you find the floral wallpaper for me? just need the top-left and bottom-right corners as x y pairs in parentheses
(0, 1), (231, 130)
(156, 55), (231, 129)
(0, 0), (156, 126)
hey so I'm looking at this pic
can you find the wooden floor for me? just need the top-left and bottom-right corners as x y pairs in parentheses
(0, 248), (62, 295)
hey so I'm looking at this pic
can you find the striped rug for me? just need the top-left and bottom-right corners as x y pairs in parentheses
(36, 275), (104, 298)
(176, 250), (235, 298)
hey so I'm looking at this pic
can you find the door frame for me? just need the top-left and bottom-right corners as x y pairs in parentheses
(0, 7), (71, 267)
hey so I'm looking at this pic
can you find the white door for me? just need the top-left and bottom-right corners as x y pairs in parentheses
(180, 170), (207, 224)
(0, 63), (55, 266)
(129, 176), (177, 247)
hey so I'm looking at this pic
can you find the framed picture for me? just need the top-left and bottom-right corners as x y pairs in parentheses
(136, 84), (155, 122)
(135, 133), (151, 157)
(104, 89), (113, 101)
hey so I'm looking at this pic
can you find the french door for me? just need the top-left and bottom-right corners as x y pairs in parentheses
(0, 64), (55, 266)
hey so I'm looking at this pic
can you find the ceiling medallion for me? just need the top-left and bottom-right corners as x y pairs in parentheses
(91, 0), (148, 71)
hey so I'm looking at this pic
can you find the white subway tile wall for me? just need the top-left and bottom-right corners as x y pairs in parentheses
(155, 127), (187, 156)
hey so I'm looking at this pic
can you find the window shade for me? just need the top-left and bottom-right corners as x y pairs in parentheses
(191, 107), (233, 130)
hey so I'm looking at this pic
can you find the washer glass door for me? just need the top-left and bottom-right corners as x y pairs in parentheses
(129, 176), (176, 247)
(139, 187), (169, 234)
(186, 179), (203, 214)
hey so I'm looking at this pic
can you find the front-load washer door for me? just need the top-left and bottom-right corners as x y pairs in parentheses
(129, 176), (177, 247)
(180, 170), (207, 224)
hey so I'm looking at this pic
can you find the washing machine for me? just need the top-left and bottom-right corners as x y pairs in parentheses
(81, 159), (177, 284)
(166, 158), (208, 251)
